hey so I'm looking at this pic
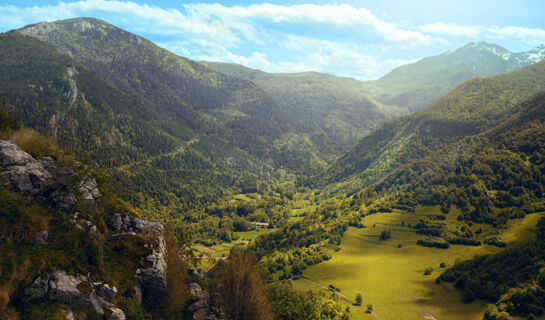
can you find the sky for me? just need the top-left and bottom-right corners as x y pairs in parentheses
(1, 0), (545, 80)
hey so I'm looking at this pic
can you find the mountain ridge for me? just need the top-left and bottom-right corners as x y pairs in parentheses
(361, 41), (545, 112)
(320, 58), (545, 197)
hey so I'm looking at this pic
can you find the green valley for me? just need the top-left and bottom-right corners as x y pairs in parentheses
(1, 9), (545, 320)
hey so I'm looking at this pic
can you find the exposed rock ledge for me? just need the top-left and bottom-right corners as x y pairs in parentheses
(0, 139), (97, 213)
(29, 270), (125, 320)
(112, 213), (167, 308)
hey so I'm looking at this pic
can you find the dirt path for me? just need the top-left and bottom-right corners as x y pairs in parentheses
(413, 300), (439, 320)
(301, 276), (384, 320)
(114, 138), (198, 170)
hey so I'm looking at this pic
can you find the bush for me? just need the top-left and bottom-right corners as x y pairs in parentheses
(380, 230), (391, 240)
(355, 293), (362, 306)
(417, 238), (449, 249)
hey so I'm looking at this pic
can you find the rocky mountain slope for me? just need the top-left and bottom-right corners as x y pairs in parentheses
(0, 109), (188, 318)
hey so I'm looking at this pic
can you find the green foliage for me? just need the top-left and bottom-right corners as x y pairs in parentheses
(483, 304), (511, 320)
(249, 202), (351, 275)
(268, 281), (350, 320)
(440, 216), (545, 318)
(355, 293), (362, 306)
(416, 238), (450, 249)
(322, 59), (545, 205)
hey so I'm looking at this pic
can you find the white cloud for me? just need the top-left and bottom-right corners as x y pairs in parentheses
(488, 26), (545, 46)
(419, 22), (545, 46)
(419, 23), (482, 37)
(186, 3), (438, 47)
(0, 1), (440, 47)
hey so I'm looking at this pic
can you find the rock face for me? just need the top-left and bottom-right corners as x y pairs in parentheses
(188, 283), (211, 320)
(0, 140), (35, 167)
(112, 213), (164, 234)
(79, 176), (101, 201)
(113, 213), (167, 308)
(136, 235), (167, 307)
(0, 139), (171, 317)
(0, 140), (53, 198)
(0, 139), (101, 214)
(29, 270), (125, 320)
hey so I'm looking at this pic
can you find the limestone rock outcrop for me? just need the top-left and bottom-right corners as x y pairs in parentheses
(0, 140), (53, 198)
(0, 139), (102, 214)
(113, 213), (167, 308)
(28, 270), (125, 319)
(79, 176), (101, 202)
(112, 213), (164, 235)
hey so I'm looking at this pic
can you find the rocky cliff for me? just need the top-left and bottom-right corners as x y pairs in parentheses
(0, 138), (169, 319)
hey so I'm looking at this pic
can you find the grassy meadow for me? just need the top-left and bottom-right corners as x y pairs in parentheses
(294, 206), (544, 320)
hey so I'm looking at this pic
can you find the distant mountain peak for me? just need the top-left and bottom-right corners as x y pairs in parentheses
(521, 45), (545, 64)
(19, 17), (114, 36)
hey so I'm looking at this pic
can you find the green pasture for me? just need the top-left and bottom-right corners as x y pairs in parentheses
(294, 206), (544, 320)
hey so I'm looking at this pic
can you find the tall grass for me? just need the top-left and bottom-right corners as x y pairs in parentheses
(2, 128), (59, 159)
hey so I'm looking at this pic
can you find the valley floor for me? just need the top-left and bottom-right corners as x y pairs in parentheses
(294, 207), (545, 320)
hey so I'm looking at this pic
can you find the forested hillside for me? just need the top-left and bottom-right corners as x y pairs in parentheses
(202, 61), (403, 155)
(15, 18), (328, 176)
(351, 88), (545, 222)
(0, 19), (349, 231)
(321, 59), (545, 198)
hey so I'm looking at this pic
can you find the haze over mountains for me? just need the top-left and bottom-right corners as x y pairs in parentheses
(2, 16), (545, 320)
(203, 41), (545, 152)
(362, 41), (545, 112)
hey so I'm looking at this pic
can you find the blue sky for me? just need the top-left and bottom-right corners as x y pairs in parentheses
(2, 1), (545, 79)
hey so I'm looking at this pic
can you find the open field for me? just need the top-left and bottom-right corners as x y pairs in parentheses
(294, 206), (544, 320)
(193, 227), (273, 271)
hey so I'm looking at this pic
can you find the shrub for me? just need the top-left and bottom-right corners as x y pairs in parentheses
(417, 238), (449, 249)
(380, 230), (391, 240)
(355, 293), (362, 306)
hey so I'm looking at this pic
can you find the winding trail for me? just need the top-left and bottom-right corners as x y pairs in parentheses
(300, 276), (384, 320)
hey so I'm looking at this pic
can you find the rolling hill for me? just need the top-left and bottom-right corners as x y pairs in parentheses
(201, 61), (404, 155)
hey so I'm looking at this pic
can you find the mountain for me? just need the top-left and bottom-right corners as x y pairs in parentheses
(321, 58), (545, 198)
(201, 62), (405, 154)
(2, 18), (341, 225)
(15, 18), (327, 175)
(202, 42), (545, 153)
(362, 41), (545, 112)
